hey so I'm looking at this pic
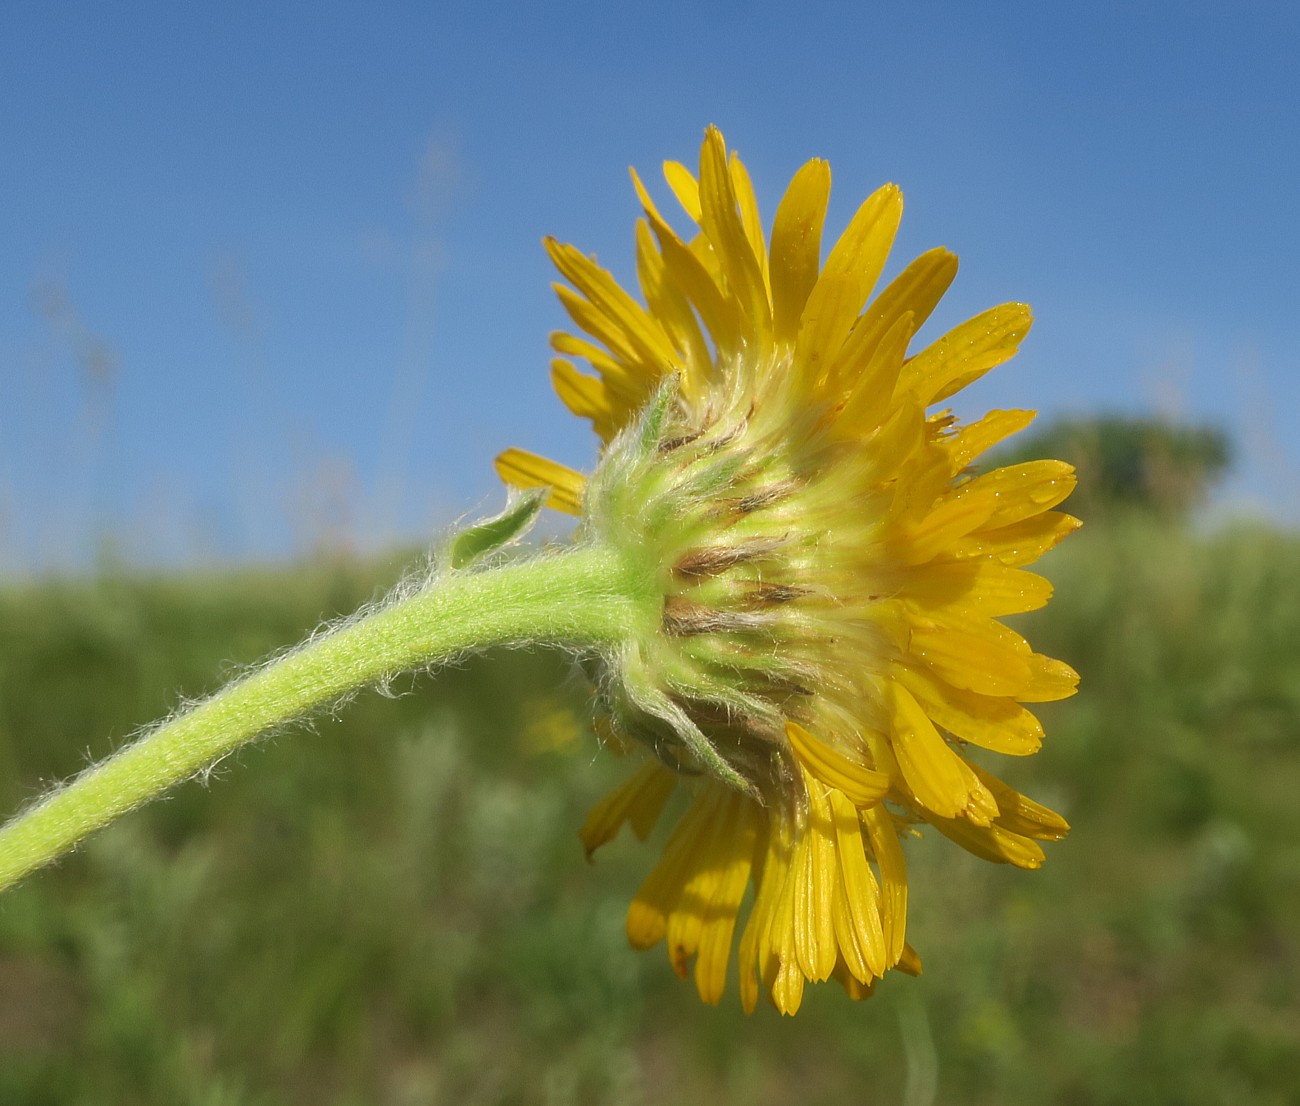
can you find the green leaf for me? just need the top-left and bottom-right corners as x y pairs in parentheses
(448, 488), (548, 569)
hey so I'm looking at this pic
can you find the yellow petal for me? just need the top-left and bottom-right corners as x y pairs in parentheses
(772, 958), (806, 1016)
(886, 679), (993, 820)
(821, 182), (903, 312)
(810, 791), (840, 983)
(861, 805), (907, 965)
(945, 409), (1036, 473)
(831, 311), (916, 430)
(898, 303), (1033, 406)
(828, 790), (886, 979)
(892, 663), (1044, 756)
(635, 219), (713, 381)
(932, 815), (1047, 870)
(968, 762), (1070, 841)
(766, 834), (802, 994)
(663, 159), (702, 224)
(644, 206), (743, 362)
(578, 760), (678, 858)
(738, 816), (786, 1014)
(788, 827), (816, 980)
(830, 878), (869, 985)
(493, 448), (586, 515)
(629, 166), (666, 224)
(626, 787), (718, 951)
(834, 960), (878, 999)
(793, 784), (838, 984)
(794, 273), (863, 388)
(785, 720), (889, 806)
(1018, 654), (1080, 702)
(546, 239), (679, 370)
(897, 943), (923, 976)
(697, 127), (772, 349)
(666, 793), (738, 982)
(952, 511), (1083, 566)
(893, 484), (998, 566)
(855, 396), (926, 479)
(769, 158), (831, 347)
(548, 331), (645, 408)
(694, 802), (757, 1004)
(852, 247), (958, 358)
(728, 151), (769, 284)
(908, 620), (1033, 697)
(902, 560), (1055, 617)
(791, 185), (904, 385)
(959, 461), (1078, 530)
(554, 284), (657, 378)
(550, 359), (622, 441)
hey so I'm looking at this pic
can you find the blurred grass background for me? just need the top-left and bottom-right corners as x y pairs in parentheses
(2, 496), (1299, 1103)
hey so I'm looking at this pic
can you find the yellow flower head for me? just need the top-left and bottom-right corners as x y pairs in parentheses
(496, 127), (1079, 1014)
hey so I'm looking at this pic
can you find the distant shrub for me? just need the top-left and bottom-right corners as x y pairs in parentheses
(989, 415), (1232, 520)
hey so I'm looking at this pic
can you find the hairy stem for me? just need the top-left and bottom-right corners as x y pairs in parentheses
(0, 543), (654, 893)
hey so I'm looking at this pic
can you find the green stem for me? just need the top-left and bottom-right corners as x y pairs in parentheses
(0, 542), (655, 894)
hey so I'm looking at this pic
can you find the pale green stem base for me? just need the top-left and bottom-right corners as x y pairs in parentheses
(0, 543), (654, 894)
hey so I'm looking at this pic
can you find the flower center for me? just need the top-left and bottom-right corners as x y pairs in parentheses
(581, 377), (864, 797)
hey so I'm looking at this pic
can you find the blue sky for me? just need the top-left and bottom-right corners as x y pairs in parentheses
(2, 1), (1297, 571)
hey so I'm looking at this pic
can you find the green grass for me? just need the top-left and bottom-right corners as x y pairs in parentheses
(1, 520), (1298, 1105)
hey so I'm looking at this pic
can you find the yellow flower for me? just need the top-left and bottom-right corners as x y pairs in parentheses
(496, 127), (1079, 1014)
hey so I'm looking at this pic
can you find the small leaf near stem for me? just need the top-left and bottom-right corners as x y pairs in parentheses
(448, 487), (547, 569)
